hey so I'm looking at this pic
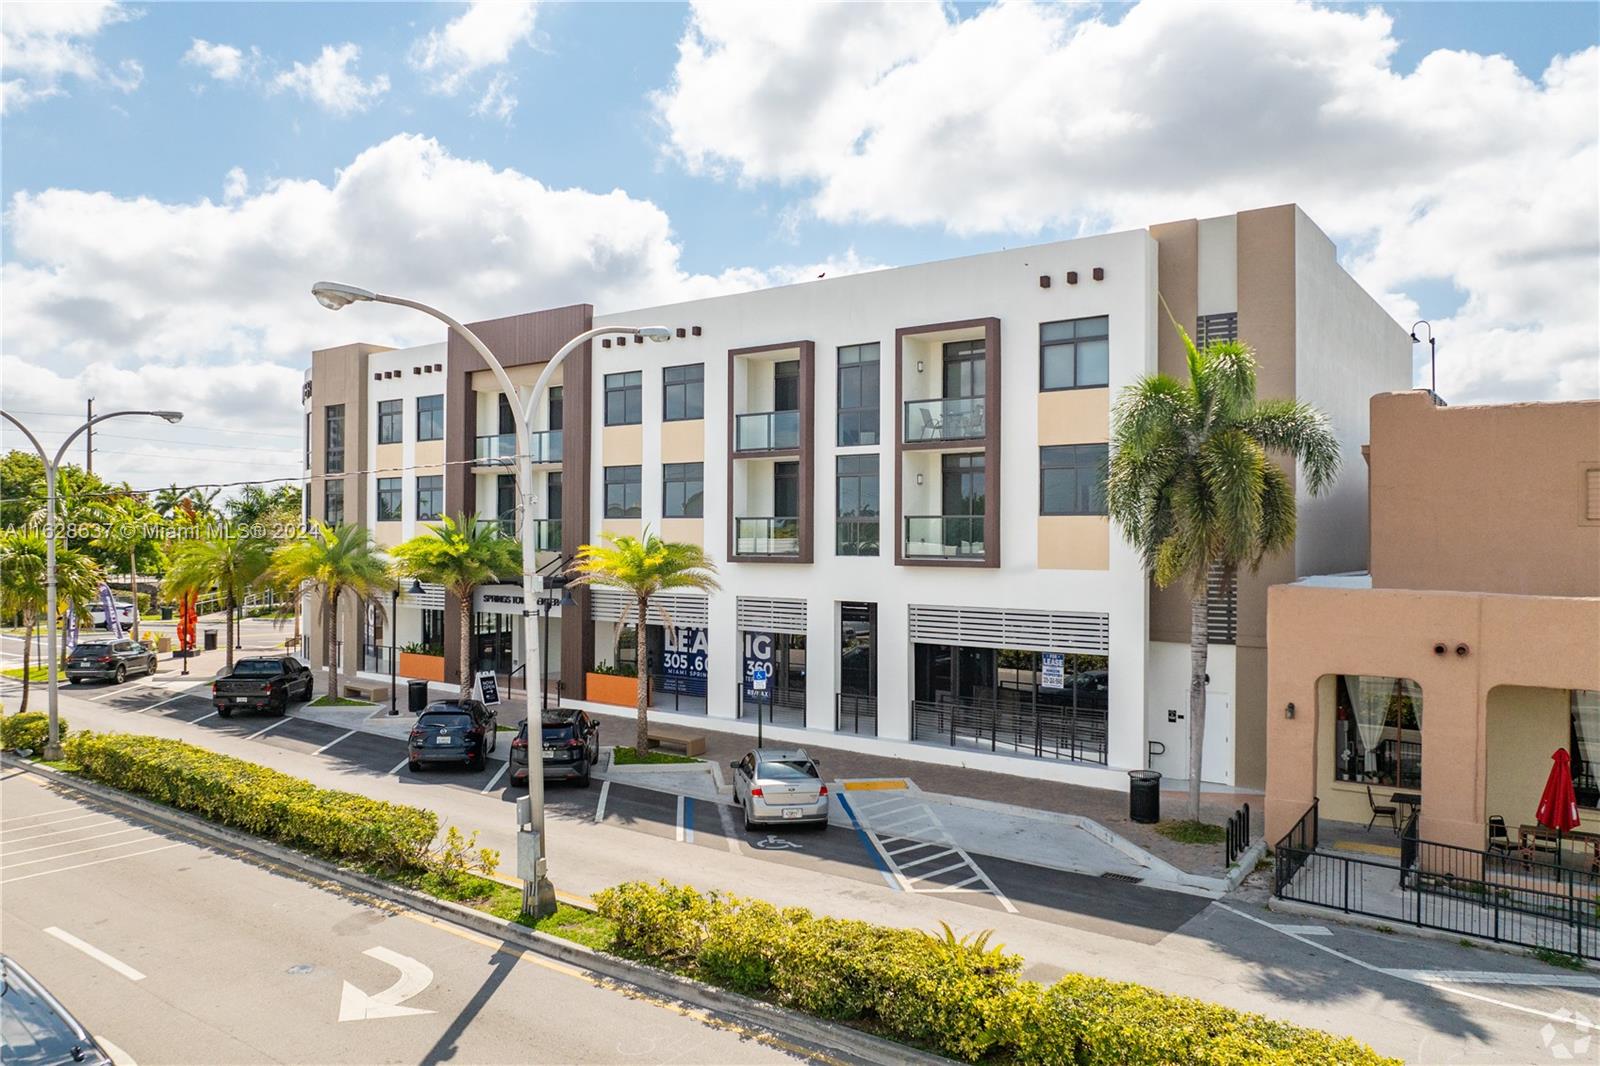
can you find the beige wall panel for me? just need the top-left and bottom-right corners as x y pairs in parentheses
(600, 518), (642, 541)
(374, 442), (404, 472)
(373, 521), (403, 549)
(661, 419), (705, 463)
(1036, 516), (1110, 570)
(603, 425), (643, 467)
(1037, 390), (1109, 446)
(1484, 686), (1584, 831)
(660, 518), (704, 546)
(414, 440), (445, 470)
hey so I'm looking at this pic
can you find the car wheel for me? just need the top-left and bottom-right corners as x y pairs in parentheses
(577, 760), (591, 788)
(114, 664), (127, 684)
(218, 706), (232, 718)
(273, 693), (287, 716)
(471, 752), (486, 773)
(148, 657), (159, 674)
(409, 759), (423, 773)
(743, 803), (757, 832)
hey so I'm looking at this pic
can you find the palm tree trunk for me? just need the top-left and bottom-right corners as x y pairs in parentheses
(458, 589), (474, 702)
(323, 586), (338, 698)
(129, 548), (140, 643)
(1187, 587), (1210, 822)
(225, 589), (236, 672)
(635, 596), (650, 755)
(20, 615), (34, 713)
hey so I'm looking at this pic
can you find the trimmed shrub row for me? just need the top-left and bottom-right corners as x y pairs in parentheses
(594, 881), (1395, 1065)
(63, 732), (437, 873)
(2, 711), (66, 752)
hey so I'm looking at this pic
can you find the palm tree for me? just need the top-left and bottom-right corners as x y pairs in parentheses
(90, 493), (161, 641)
(1108, 319), (1339, 820)
(0, 530), (102, 712)
(270, 523), (391, 698)
(390, 514), (521, 701)
(162, 530), (273, 673)
(567, 530), (720, 754)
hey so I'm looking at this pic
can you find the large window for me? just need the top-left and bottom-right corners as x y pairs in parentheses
(604, 465), (641, 518)
(1040, 444), (1108, 516)
(377, 399), (403, 444)
(774, 361), (800, 411)
(605, 371), (642, 426)
(774, 461), (800, 518)
(663, 462), (704, 518)
(376, 477), (402, 521)
(943, 340), (985, 399)
(416, 475), (443, 521)
(1332, 674), (1423, 789)
(837, 343), (879, 446)
(1573, 690), (1600, 809)
(324, 479), (344, 525)
(836, 454), (879, 555)
(419, 608), (445, 655)
(1040, 316), (1110, 391)
(324, 405), (344, 474)
(496, 474), (515, 536)
(663, 364), (704, 422)
(417, 394), (444, 441)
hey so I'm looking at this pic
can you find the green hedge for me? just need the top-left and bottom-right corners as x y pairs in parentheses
(62, 733), (437, 873)
(594, 881), (1395, 1065)
(2, 712), (66, 752)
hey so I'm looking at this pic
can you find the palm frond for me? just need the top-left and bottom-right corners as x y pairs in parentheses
(1241, 399), (1341, 495)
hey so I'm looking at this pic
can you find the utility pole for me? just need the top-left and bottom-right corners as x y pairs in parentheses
(85, 399), (94, 473)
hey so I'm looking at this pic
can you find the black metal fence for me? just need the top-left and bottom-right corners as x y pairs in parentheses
(836, 694), (878, 736)
(1225, 802), (1252, 866)
(648, 672), (707, 714)
(910, 696), (1107, 764)
(736, 684), (807, 727)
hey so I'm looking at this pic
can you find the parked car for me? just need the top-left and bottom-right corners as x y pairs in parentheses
(1, 953), (113, 1066)
(511, 708), (599, 788)
(211, 656), (314, 717)
(64, 639), (157, 685)
(87, 601), (136, 630)
(730, 747), (829, 830)
(409, 700), (498, 773)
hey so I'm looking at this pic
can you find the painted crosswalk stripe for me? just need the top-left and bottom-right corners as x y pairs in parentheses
(45, 927), (146, 981)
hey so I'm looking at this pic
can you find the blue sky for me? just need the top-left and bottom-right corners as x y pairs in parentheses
(1, 1), (1595, 490)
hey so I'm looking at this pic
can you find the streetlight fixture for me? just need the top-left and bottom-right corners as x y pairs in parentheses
(1410, 321), (1437, 397)
(0, 408), (184, 759)
(311, 280), (666, 917)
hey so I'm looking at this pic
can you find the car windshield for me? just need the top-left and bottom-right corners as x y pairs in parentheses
(541, 711), (578, 730)
(231, 661), (282, 675)
(421, 712), (473, 729)
(70, 644), (111, 654)
(757, 759), (818, 781)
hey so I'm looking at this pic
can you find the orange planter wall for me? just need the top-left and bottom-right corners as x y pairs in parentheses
(399, 652), (446, 683)
(586, 672), (644, 708)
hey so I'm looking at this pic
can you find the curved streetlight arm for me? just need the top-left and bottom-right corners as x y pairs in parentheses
(0, 411), (48, 464)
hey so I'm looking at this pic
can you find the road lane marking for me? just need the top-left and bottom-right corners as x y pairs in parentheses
(833, 793), (902, 891)
(242, 718), (292, 741)
(594, 780), (610, 823)
(906, 860), (971, 884)
(193, 711), (219, 724)
(90, 680), (162, 701)
(675, 795), (686, 843)
(338, 946), (435, 1021)
(95, 1035), (137, 1066)
(714, 800), (743, 855)
(1387, 969), (1600, 989)
(896, 847), (958, 869)
(1, 809), (103, 828)
(4, 826), (145, 856)
(388, 756), (411, 775)
(1, 843), (184, 884)
(3, 836), (166, 869)
(5, 819), (119, 842)
(44, 927), (146, 981)
(481, 763), (508, 793)
(314, 729), (357, 754)
(138, 689), (208, 714)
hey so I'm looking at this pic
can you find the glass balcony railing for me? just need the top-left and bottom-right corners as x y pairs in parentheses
(735, 516), (800, 557)
(735, 410), (800, 452)
(904, 515), (985, 559)
(477, 516), (561, 551)
(903, 397), (986, 443)
(474, 429), (563, 465)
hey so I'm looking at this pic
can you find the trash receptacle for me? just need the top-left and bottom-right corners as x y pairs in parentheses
(203, 629), (218, 652)
(159, 604), (174, 621)
(1128, 770), (1161, 824)
(408, 679), (430, 714)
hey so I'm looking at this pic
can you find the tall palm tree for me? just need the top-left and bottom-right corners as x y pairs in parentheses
(90, 493), (161, 641)
(567, 530), (720, 754)
(390, 514), (521, 701)
(162, 531), (273, 673)
(270, 523), (390, 698)
(0, 530), (102, 713)
(1108, 319), (1339, 820)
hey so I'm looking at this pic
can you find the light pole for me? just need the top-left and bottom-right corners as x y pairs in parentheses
(1410, 321), (1437, 397)
(390, 578), (424, 715)
(1, 408), (184, 759)
(311, 281), (667, 917)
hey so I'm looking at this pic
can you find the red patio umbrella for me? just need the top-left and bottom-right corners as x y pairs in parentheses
(1536, 749), (1581, 863)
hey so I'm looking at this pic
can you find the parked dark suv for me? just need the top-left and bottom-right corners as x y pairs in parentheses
(511, 707), (598, 788)
(408, 700), (498, 773)
(64, 639), (157, 685)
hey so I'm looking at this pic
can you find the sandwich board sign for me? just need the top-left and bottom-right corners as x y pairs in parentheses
(477, 671), (501, 706)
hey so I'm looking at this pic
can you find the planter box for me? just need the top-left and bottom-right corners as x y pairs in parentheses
(398, 652), (446, 682)
(586, 671), (644, 708)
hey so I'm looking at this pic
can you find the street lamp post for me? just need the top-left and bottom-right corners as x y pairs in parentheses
(390, 578), (424, 715)
(1410, 321), (1437, 397)
(311, 281), (666, 917)
(0, 408), (184, 759)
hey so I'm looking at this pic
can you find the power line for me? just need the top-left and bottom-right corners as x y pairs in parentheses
(0, 410), (303, 442)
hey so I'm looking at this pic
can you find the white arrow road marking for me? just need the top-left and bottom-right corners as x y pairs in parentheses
(338, 946), (435, 1022)
(44, 927), (145, 981)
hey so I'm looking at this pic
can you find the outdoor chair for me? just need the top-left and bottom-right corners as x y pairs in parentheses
(1366, 785), (1399, 833)
(917, 407), (942, 440)
(1486, 815), (1512, 857)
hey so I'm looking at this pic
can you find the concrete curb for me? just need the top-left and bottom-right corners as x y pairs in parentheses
(3, 756), (951, 1066)
(1222, 840), (1269, 893)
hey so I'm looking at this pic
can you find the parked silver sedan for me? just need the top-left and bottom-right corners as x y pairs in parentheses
(730, 747), (829, 830)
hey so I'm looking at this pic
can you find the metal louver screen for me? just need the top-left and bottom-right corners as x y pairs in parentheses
(399, 582), (445, 610)
(908, 605), (1110, 654)
(735, 597), (807, 635)
(589, 588), (709, 628)
(1206, 563), (1238, 644)
(1197, 312), (1239, 346)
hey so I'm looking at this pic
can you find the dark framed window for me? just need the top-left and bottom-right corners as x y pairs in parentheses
(324, 405), (345, 474)
(1040, 444), (1109, 516)
(498, 393), (516, 435)
(1040, 316), (1110, 391)
(416, 475), (443, 521)
(496, 474), (515, 536)
(376, 477), (402, 521)
(837, 343), (879, 446)
(605, 372), (642, 426)
(663, 364), (704, 422)
(604, 465), (642, 518)
(417, 394), (444, 441)
(942, 452), (985, 515)
(663, 462), (704, 518)
(304, 412), (311, 469)
(420, 609), (445, 654)
(943, 340), (985, 399)
(836, 454), (879, 555)
(548, 386), (563, 431)
(377, 399), (403, 444)
(1333, 675), (1422, 789)
(774, 361), (800, 411)
(324, 479), (344, 525)
(774, 460), (800, 518)
(1573, 690), (1600, 810)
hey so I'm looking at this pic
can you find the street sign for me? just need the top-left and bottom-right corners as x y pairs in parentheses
(477, 671), (500, 706)
(1041, 652), (1066, 691)
(751, 663), (769, 691)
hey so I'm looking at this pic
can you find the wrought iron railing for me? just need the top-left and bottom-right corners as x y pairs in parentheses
(1225, 802), (1252, 866)
(904, 515), (984, 559)
(737, 683), (807, 727)
(836, 694), (877, 736)
(648, 671), (707, 714)
(734, 516), (800, 556)
(910, 695), (1107, 764)
(734, 410), (800, 452)
(903, 397), (985, 442)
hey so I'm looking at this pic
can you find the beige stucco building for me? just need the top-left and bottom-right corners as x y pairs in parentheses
(1265, 390), (1600, 851)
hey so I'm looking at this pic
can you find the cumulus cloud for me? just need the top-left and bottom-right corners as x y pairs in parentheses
(0, 134), (876, 489)
(0, 0), (140, 113)
(412, 1), (537, 118)
(271, 43), (389, 116)
(655, 1), (1599, 404)
(183, 38), (247, 82)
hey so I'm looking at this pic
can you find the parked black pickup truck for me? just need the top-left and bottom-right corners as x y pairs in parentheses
(212, 656), (314, 717)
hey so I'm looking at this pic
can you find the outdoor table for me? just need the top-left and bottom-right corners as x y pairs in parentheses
(1516, 825), (1600, 872)
(1390, 791), (1421, 816)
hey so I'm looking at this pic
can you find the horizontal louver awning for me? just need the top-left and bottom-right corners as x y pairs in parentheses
(1206, 563), (1238, 645)
(908, 605), (1109, 654)
(736, 596), (807, 635)
(399, 582), (445, 610)
(589, 587), (709, 628)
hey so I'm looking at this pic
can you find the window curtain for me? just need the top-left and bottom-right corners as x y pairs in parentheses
(1353, 675), (1421, 777)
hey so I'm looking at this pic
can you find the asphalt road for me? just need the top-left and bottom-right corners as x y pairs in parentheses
(0, 770), (811, 1066)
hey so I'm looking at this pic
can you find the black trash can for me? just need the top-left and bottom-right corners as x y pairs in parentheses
(1128, 770), (1161, 824)
(203, 629), (218, 652)
(408, 679), (430, 714)
(159, 604), (174, 621)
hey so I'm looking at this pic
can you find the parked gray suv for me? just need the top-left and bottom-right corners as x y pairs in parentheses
(65, 639), (158, 685)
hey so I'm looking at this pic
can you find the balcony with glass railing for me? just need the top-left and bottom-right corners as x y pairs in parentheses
(734, 516), (800, 557)
(903, 397), (986, 444)
(474, 429), (563, 466)
(734, 410), (800, 453)
(903, 515), (985, 559)
(477, 515), (562, 551)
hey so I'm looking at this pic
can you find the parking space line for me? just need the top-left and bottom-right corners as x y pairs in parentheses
(4, 826), (144, 856)
(481, 763), (508, 793)
(4, 836), (164, 870)
(1, 809), (102, 828)
(193, 711), (219, 724)
(387, 756), (411, 775)
(89, 680), (162, 701)
(674, 795), (686, 842)
(44, 927), (146, 982)
(834, 793), (904, 892)
(242, 718), (292, 741)
(2, 843), (184, 884)
(932, 874), (984, 891)
(595, 780), (610, 823)
(139, 688), (208, 714)
(714, 799), (743, 855)
(313, 729), (357, 754)
(5, 819), (119, 842)
(683, 797), (695, 844)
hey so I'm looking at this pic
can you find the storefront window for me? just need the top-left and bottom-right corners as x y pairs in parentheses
(1572, 690), (1600, 810)
(1332, 674), (1423, 789)
(911, 644), (1108, 763)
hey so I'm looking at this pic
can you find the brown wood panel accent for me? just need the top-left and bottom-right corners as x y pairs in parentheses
(1146, 219), (1201, 643)
(725, 340), (814, 564)
(893, 318), (1001, 569)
